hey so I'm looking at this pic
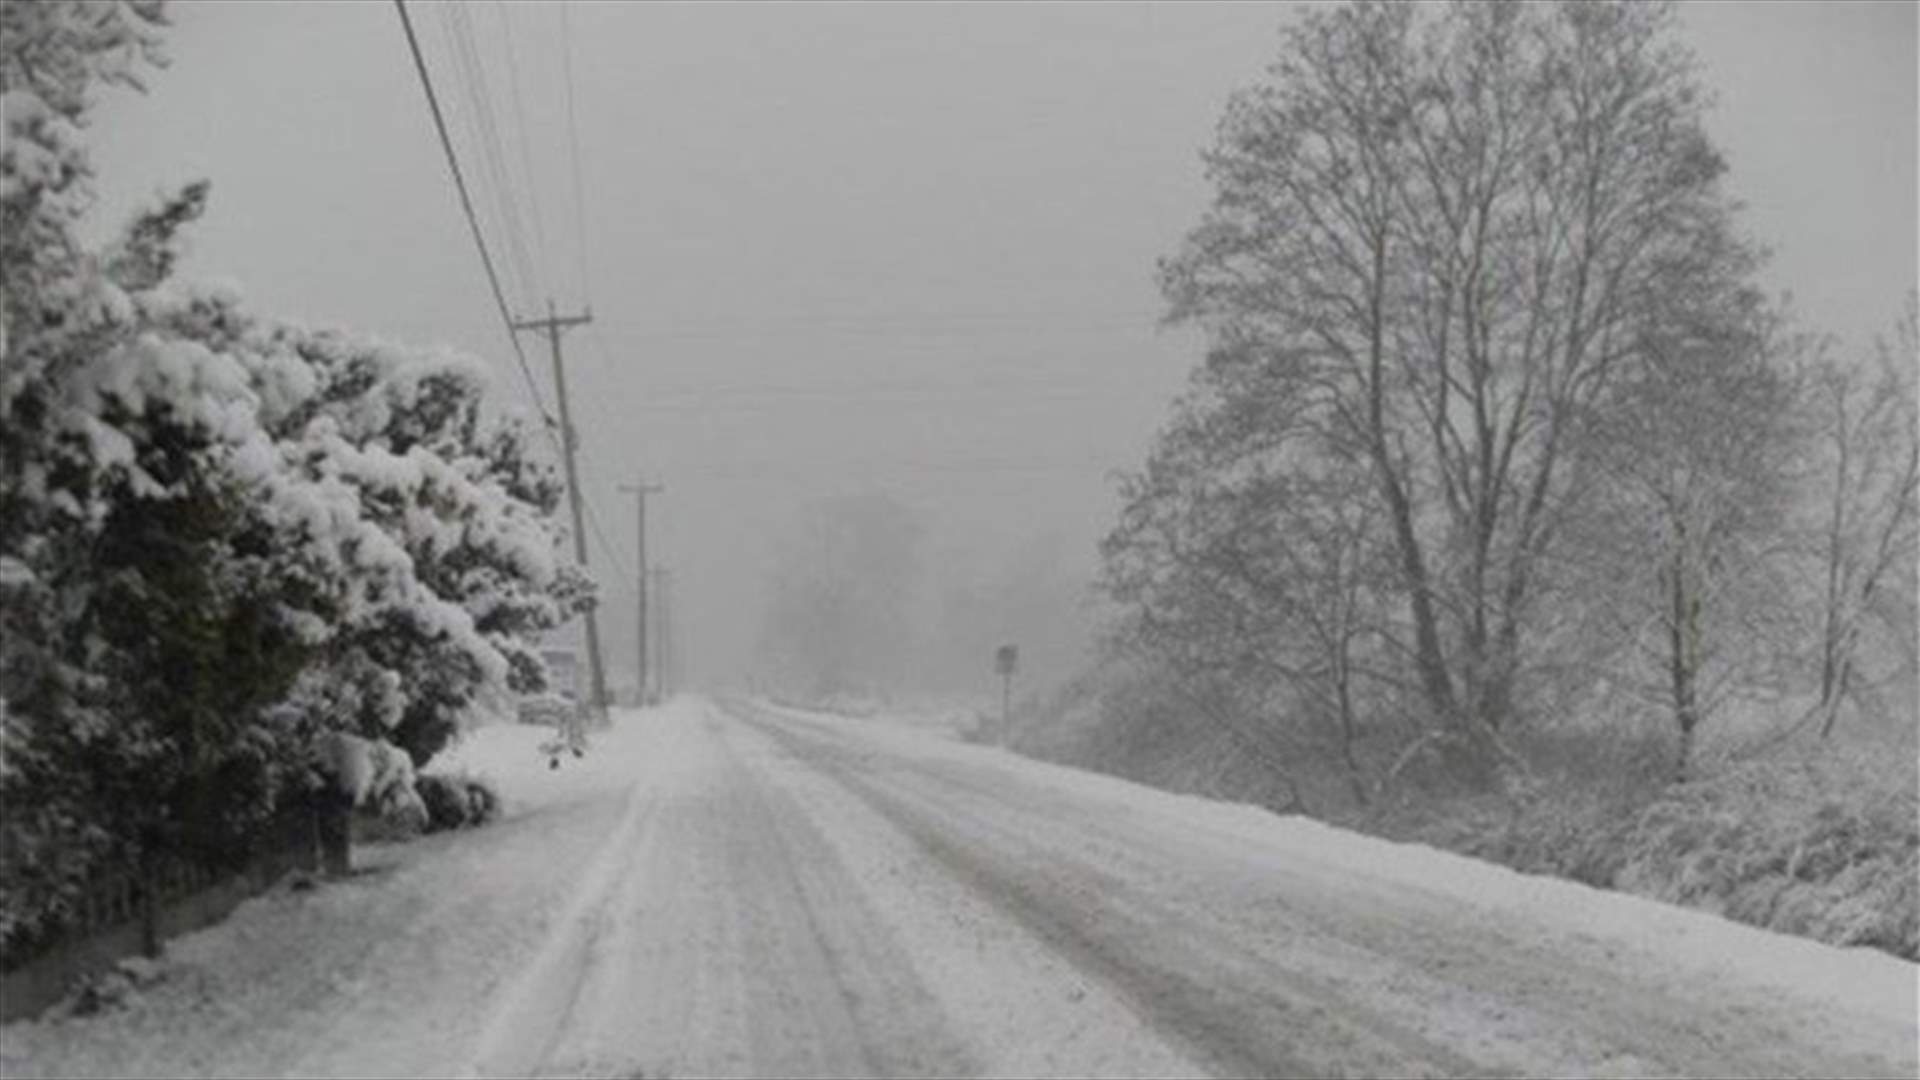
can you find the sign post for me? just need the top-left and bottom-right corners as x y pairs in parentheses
(994, 644), (1019, 745)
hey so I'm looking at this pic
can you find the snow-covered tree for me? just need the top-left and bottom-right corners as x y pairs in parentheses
(259, 325), (591, 766)
(1560, 300), (1804, 780)
(1802, 302), (1918, 739)
(1101, 340), (1402, 805)
(1156, 1), (1764, 783)
(757, 494), (923, 698)
(1, 0), (590, 954)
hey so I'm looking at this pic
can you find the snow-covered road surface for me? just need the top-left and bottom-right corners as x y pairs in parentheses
(4, 695), (1914, 1079)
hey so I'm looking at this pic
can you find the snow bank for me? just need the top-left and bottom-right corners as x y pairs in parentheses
(432, 710), (652, 817)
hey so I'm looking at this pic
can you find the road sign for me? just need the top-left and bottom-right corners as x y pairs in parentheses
(995, 644), (1019, 676)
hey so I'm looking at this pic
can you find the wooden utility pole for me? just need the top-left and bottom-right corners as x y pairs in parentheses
(651, 567), (672, 700)
(619, 480), (663, 705)
(512, 300), (609, 719)
(995, 644), (1018, 745)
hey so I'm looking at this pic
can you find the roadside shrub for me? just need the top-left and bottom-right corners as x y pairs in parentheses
(416, 774), (471, 831)
(1616, 769), (1919, 958)
(1417, 745), (1919, 961)
(415, 773), (501, 833)
(1477, 791), (1639, 889)
(461, 776), (500, 826)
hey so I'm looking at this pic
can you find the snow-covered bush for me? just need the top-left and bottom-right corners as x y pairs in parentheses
(1613, 756), (1918, 958)
(251, 323), (593, 767)
(314, 731), (425, 832)
(461, 774), (500, 825)
(1404, 744), (1918, 961)
(415, 772), (501, 833)
(415, 774), (472, 831)
(1, 0), (587, 959)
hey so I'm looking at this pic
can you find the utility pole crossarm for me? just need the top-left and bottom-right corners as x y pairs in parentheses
(509, 312), (593, 334)
(508, 303), (594, 334)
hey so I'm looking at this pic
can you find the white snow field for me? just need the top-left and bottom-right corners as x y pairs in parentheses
(2, 695), (1913, 1079)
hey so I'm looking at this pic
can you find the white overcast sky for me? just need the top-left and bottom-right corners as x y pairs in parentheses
(86, 1), (1917, 689)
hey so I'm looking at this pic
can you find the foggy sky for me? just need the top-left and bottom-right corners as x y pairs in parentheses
(86, 1), (1917, 692)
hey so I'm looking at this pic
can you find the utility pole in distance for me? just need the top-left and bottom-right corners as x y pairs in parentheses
(651, 567), (672, 700)
(994, 644), (1018, 745)
(512, 300), (610, 721)
(619, 479), (663, 705)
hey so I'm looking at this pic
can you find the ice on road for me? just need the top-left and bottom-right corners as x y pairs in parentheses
(5, 696), (1914, 1079)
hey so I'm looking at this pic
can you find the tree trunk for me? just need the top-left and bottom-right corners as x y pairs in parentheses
(1667, 547), (1702, 783)
(314, 789), (354, 878)
(1334, 654), (1371, 808)
(1362, 226), (1469, 768)
(1817, 648), (1855, 740)
(138, 858), (161, 959)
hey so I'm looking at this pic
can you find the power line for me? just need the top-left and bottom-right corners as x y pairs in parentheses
(493, 0), (551, 292)
(580, 470), (635, 587)
(592, 319), (1162, 344)
(666, 459), (1122, 477)
(559, 0), (594, 306)
(620, 382), (1168, 402)
(435, 5), (518, 305)
(440, 2), (540, 313)
(392, 0), (561, 448)
(399, 0), (630, 616)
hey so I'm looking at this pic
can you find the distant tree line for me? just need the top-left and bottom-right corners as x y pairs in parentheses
(754, 493), (1093, 705)
(756, 493), (924, 698)
(0, 1), (591, 956)
(1100, 1), (1916, 801)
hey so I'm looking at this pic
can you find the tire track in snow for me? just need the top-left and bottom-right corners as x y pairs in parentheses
(713, 709), (977, 1078)
(726, 698), (1914, 1080)
(719, 703), (1218, 1078)
(462, 769), (662, 1079)
(887, 731), (1914, 1079)
(726, 698), (1480, 1080)
(493, 703), (976, 1079)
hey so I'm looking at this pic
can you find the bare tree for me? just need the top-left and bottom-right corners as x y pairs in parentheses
(756, 494), (924, 697)
(1568, 303), (1802, 780)
(1806, 299), (1919, 739)
(1102, 345), (1399, 805)
(1158, 2), (1763, 779)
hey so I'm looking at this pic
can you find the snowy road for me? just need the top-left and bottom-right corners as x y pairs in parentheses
(479, 697), (1916, 1079)
(5, 696), (1914, 1079)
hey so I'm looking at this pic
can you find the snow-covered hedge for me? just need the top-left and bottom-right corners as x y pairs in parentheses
(415, 773), (501, 833)
(316, 732), (428, 833)
(1613, 757), (1918, 958)
(1418, 748), (1919, 960)
(0, 1), (589, 960)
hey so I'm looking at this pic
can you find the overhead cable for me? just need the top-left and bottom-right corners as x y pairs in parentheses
(439, 2), (540, 312)
(559, 1), (595, 306)
(492, 0), (551, 290)
(392, 0), (563, 450)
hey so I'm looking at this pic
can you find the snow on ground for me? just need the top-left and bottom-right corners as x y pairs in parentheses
(719, 708), (1212, 1078)
(764, 691), (990, 739)
(5, 694), (1913, 1079)
(749, 698), (1919, 1076)
(0, 702), (689, 1080)
(771, 696), (1920, 1023)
